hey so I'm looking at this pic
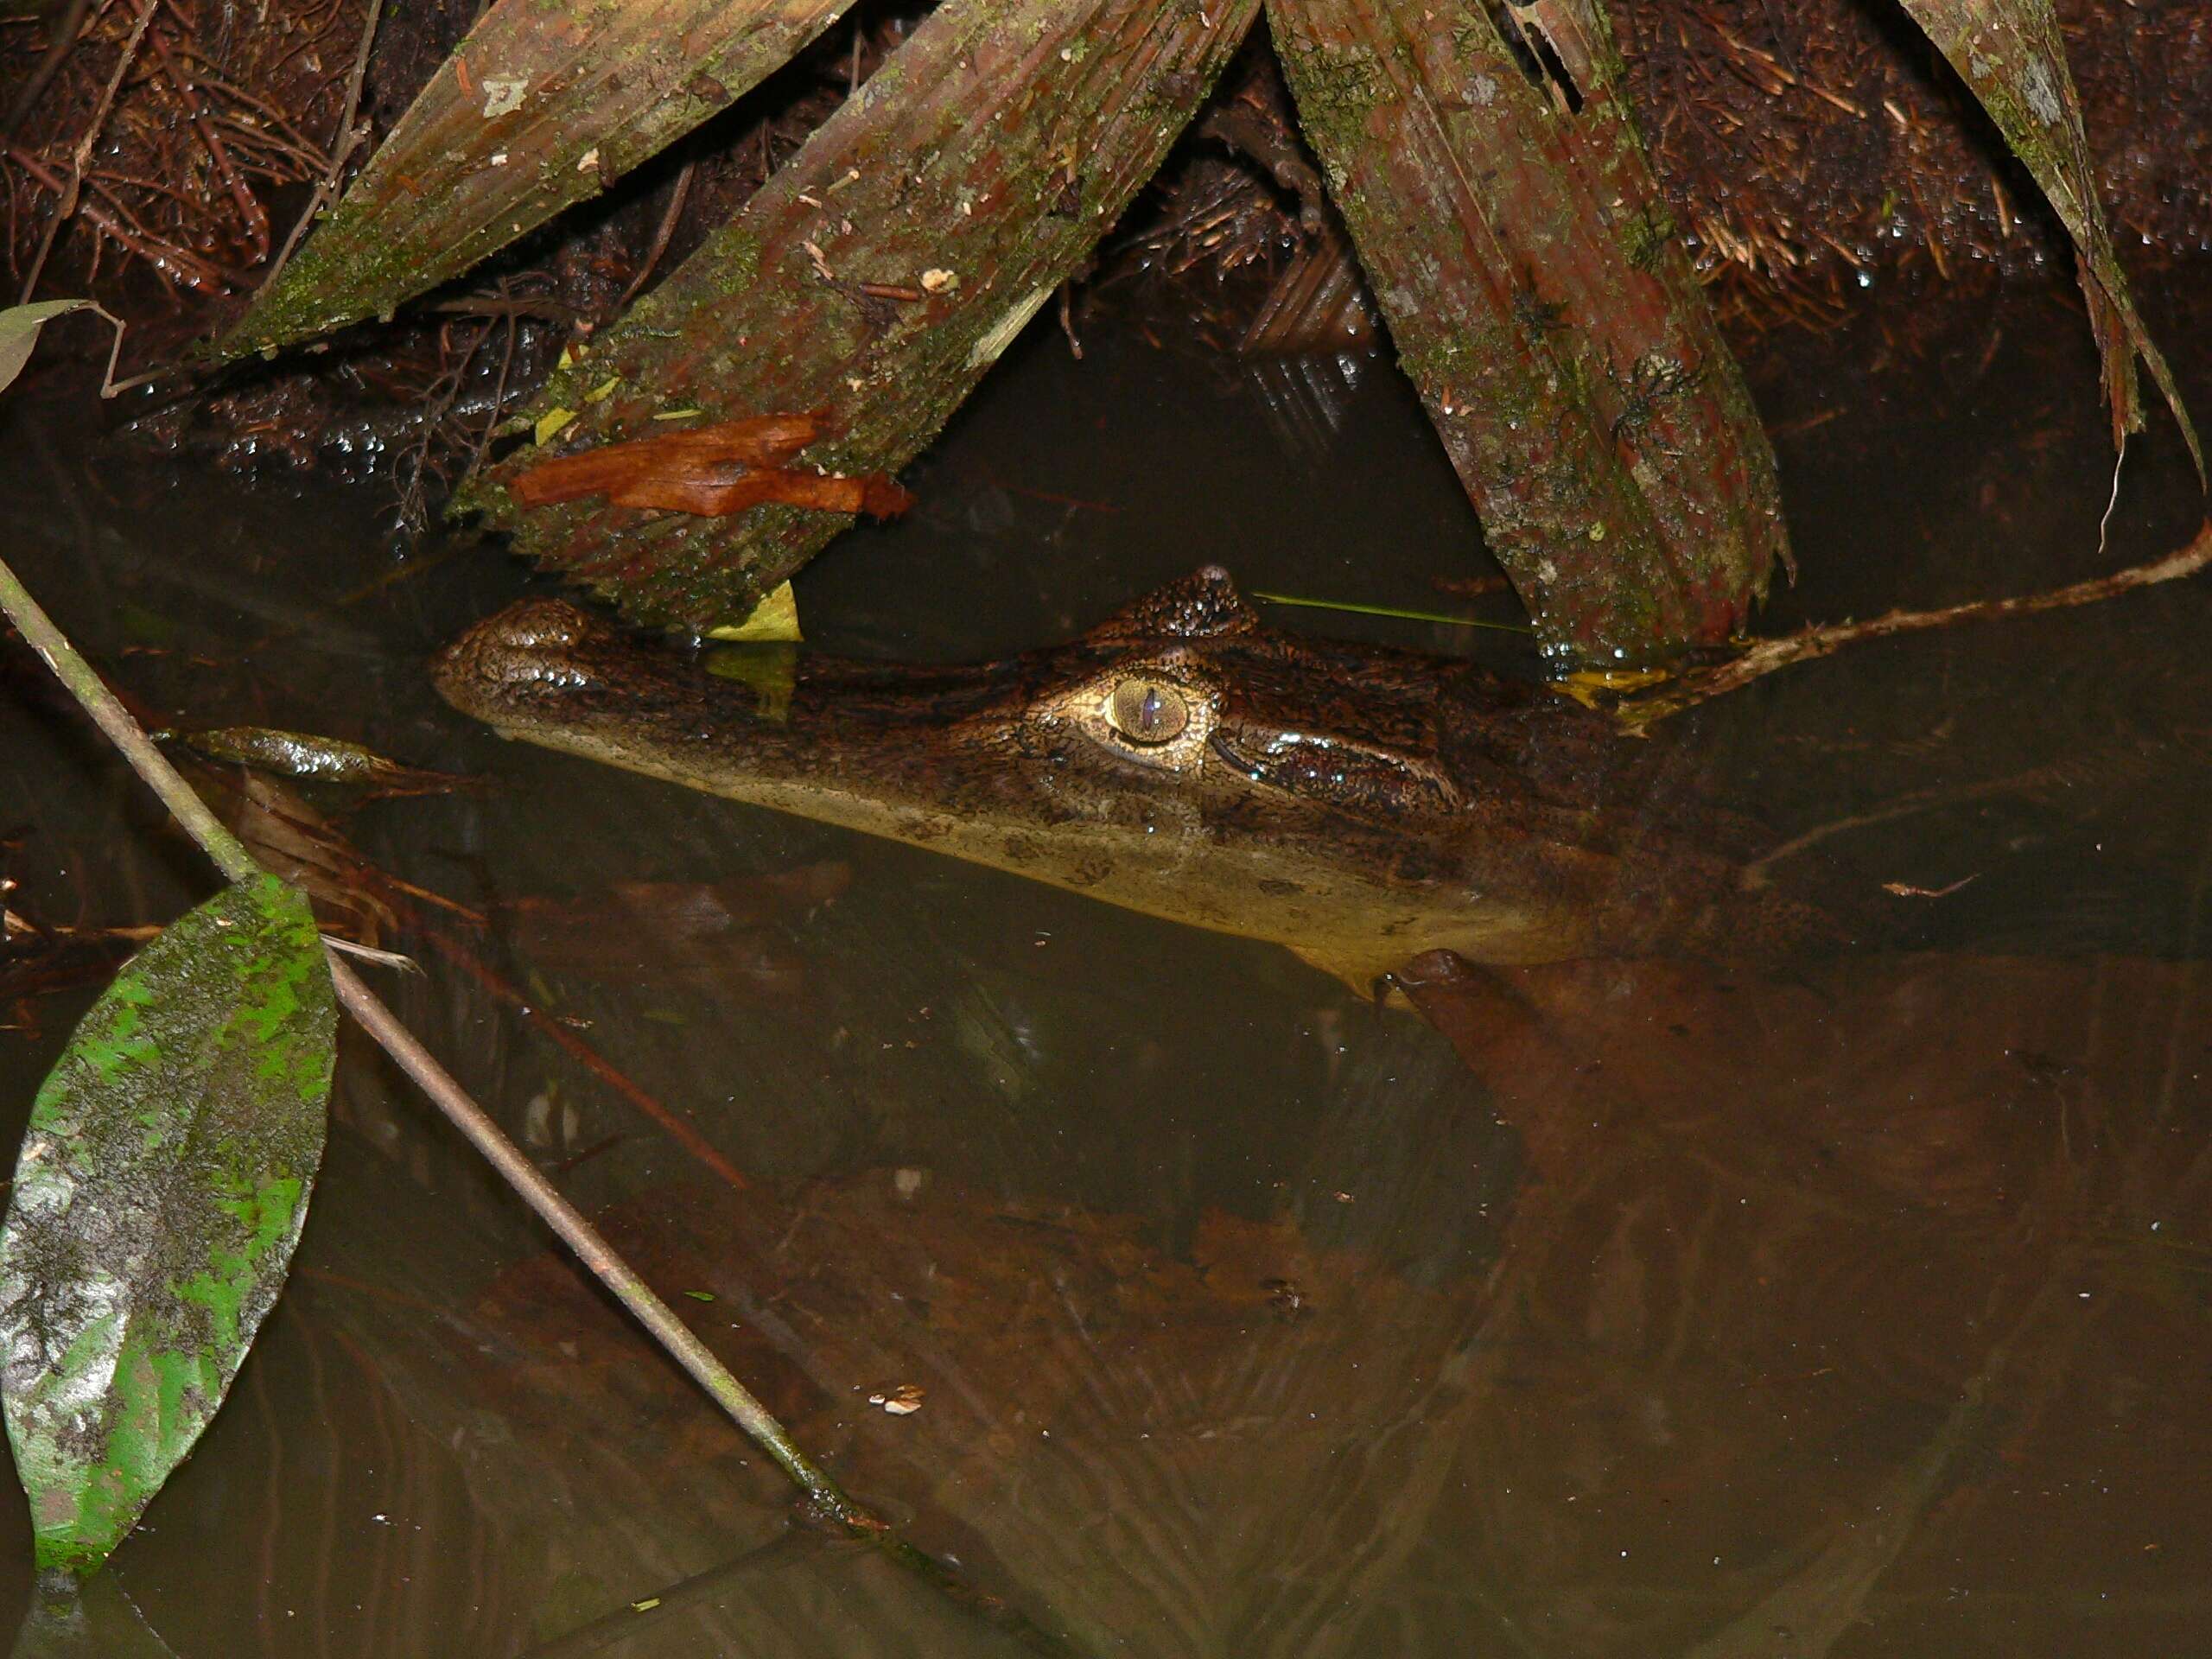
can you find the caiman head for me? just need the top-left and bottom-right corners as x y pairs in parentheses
(435, 569), (1810, 993)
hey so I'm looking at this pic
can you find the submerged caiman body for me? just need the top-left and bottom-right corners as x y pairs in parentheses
(435, 569), (1824, 992)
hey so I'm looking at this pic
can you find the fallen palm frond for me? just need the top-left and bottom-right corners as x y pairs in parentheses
(461, 0), (1263, 631)
(1268, 0), (1789, 662)
(14, 0), (2202, 663)
(220, 0), (860, 359)
(1891, 0), (2202, 483)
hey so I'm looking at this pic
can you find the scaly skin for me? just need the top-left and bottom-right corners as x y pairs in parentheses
(434, 568), (1829, 993)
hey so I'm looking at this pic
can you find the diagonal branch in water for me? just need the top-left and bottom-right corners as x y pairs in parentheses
(0, 551), (1073, 1651)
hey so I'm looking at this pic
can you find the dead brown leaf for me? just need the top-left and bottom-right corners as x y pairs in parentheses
(166, 726), (479, 798)
(185, 760), (397, 946)
(511, 412), (914, 520)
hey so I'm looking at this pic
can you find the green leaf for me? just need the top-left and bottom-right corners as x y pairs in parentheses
(0, 874), (335, 1576)
(0, 300), (95, 397)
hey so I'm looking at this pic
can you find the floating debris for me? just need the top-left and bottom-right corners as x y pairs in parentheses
(868, 1384), (925, 1416)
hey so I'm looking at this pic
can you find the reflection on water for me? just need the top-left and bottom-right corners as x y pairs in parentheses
(1, 280), (2209, 1656)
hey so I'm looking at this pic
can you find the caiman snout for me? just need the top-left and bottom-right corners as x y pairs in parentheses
(432, 598), (620, 721)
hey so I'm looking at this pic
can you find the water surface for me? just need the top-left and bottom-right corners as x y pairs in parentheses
(1, 279), (2209, 1656)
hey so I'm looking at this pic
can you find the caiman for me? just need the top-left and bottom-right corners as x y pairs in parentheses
(433, 568), (1830, 994)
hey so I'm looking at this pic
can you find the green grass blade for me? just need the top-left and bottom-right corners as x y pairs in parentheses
(1251, 591), (1534, 633)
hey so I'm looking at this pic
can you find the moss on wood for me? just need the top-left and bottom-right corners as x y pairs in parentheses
(466, 0), (1263, 631)
(1268, 0), (1788, 662)
(223, 0), (861, 359)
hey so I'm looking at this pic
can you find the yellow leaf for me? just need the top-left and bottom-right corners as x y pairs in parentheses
(706, 581), (802, 644)
(1555, 666), (1673, 711)
(534, 407), (575, 445)
(702, 643), (797, 721)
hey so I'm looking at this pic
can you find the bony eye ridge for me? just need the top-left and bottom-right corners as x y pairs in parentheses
(1105, 677), (1191, 746)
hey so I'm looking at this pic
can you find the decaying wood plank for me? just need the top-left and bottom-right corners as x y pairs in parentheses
(1268, 0), (1789, 662)
(463, 0), (1262, 630)
(222, 0), (859, 359)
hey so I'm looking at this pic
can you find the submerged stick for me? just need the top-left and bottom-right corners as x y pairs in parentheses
(0, 554), (259, 884)
(0, 554), (1068, 1649)
(323, 958), (849, 1506)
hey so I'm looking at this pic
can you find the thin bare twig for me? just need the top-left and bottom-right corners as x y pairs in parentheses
(414, 925), (755, 1192)
(145, 21), (270, 263)
(0, 551), (257, 883)
(323, 957), (849, 1508)
(3, 0), (99, 136)
(10, 142), (229, 294)
(1619, 519), (2212, 729)
(260, 0), (382, 295)
(616, 155), (696, 312)
(17, 0), (157, 303)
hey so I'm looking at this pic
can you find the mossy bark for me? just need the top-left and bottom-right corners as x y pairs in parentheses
(224, 0), (861, 358)
(1268, 0), (1789, 663)
(466, 0), (1263, 631)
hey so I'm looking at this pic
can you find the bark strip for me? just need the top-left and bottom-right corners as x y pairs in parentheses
(222, 0), (859, 358)
(466, 0), (1263, 631)
(1268, 0), (1789, 662)
(1890, 0), (2202, 481)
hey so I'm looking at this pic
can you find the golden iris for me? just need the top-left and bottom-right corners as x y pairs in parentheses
(1106, 678), (1190, 745)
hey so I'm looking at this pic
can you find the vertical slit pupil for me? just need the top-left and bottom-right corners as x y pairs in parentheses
(1110, 678), (1188, 744)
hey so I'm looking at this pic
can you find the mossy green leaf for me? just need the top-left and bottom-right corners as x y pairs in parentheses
(0, 874), (335, 1576)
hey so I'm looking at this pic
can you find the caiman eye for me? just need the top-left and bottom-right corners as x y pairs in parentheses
(1105, 677), (1190, 746)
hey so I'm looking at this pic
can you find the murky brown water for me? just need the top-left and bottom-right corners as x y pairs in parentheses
(2, 275), (2209, 1656)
